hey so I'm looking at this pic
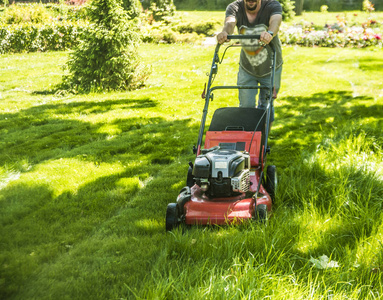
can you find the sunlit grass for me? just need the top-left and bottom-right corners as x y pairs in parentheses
(0, 39), (383, 299)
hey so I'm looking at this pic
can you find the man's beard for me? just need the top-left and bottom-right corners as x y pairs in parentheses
(245, 0), (259, 11)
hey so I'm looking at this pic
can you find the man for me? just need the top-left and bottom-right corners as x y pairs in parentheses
(216, 0), (283, 126)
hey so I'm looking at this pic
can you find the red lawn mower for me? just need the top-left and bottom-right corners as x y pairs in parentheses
(166, 35), (278, 230)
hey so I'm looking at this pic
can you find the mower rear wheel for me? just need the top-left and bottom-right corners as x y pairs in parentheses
(166, 203), (180, 231)
(266, 165), (277, 203)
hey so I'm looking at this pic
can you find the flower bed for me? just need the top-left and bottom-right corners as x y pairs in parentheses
(279, 18), (383, 48)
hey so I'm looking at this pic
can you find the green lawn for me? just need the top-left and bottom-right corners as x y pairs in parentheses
(1, 42), (383, 299)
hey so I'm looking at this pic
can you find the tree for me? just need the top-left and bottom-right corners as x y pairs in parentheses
(294, 0), (304, 16)
(62, 0), (148, 92)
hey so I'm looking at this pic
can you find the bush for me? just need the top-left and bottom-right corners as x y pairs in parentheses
(141, 0), (176, 20)
(176, 21), (217, 35)
(0, 21), (88, 53)
(1, 3), (53, 24)
(150, 0), (176, 20)
(121, 0), (142, 19)
(44, 3), (90, 21)
(280, 0), (295, 20)
(62, 0), (148, 92)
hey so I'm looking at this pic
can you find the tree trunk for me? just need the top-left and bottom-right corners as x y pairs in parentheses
(294, 0), (304, 16)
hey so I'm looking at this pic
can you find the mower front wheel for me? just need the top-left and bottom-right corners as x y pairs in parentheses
(186, 165), (195, 188)
(166, 203), (180, 231)
(266, 165), (277, 203)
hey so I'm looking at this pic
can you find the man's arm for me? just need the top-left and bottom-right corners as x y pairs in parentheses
(260, 14), (282, 44)
(216, 16), (237, 44)
(268, 14), (282, 35)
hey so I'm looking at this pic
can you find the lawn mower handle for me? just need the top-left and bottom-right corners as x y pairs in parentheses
(226, 34), (276, 52)
(195, 34), (276, 156)
(227, 34), (260, 39)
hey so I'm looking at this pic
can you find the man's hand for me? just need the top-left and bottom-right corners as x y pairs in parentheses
(260, 31), (273, 45)
(217, 17), (236, 44)
(216, 31), (229, 44)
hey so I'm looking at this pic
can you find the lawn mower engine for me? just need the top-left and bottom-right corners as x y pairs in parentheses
(193, 147), (251, 198)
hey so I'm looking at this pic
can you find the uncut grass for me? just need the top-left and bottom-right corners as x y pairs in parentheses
(0, 43), (382, 299)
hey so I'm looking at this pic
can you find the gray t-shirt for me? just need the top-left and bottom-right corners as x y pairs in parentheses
(226, 0), (283, 77)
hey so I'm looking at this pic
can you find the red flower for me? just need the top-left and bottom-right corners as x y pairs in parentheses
(375, 34), (382, 40)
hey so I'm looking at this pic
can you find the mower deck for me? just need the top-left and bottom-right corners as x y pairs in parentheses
(184, 126), (272, 226)
(184, 171), (271, 225)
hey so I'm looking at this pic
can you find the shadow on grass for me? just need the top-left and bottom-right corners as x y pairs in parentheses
(0, 95), (199, 298)
(0, 97), (198, 166)
(271, 90), (383, 273)
(0, 160), (182, 299)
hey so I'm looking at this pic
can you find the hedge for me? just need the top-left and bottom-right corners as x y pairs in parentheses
(0, 21), (88, 53)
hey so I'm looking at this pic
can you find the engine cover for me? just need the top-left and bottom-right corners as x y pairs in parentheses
(193, 148), (251, 197)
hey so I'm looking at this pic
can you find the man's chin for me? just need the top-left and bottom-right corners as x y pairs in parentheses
(245, 3), (257, 11)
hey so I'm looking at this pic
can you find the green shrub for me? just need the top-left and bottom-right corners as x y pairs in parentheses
(281, 0), (296, 20)
(154, 0), (176, 17)
(43, 3), (90, 21)
(62, 0), (148, 92)
(0, 21), (88, 53)
(1, 3), (53, 24)
(176, 20), (217, 35)
(141, 0), (176, 20)
(141, 24), (201, 43)
(121, 0), (141, 19)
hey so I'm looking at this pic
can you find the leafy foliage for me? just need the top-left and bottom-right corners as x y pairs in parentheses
(280, 0), (296, 20)
(121, 0), (141, 19)
(0, 22), (88, 54)
(141, 0), (176, 21)
(150, 0), (176, 21)
(62, 0), (148, 92)
(140, 14), (219, 43)
(1, 3), (52, 24)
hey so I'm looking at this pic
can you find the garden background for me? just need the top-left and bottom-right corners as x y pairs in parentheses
(1, 0), (383, 299)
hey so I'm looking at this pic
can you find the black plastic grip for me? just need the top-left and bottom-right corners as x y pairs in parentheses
(227, 34), (261, 39)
